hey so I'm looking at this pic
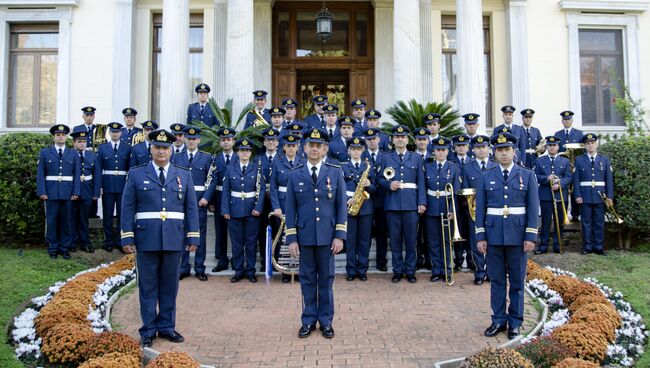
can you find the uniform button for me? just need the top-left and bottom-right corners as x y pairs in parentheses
(162, 208), (166, 211)
(504, 186), (508, 189)
(162, 198), (166, 201)
(162, 188), (166, 192)
(315, 198), (319, 202)
(314, 189), (318, 193)
(504, 195), (508, 199)
(316, 207), (319, 211)
(316, 217), (320, 221)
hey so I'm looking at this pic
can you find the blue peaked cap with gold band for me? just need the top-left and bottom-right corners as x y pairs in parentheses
(148, 129), (177, 147)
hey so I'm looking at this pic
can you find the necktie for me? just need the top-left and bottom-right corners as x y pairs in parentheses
(438, 163), (442, 172)
(550, 156), (555, 166)
(526, 128), (530, 136)
(268, 155), (273, 165)
(355, 162), (360, 170)
(398, 153), (404, 162)
(460, 158), (465, 165)
(113, 144), (117, 155)
(158, 167), (165, 185)
(189, 153), (194, 165)
(320, 117), (325, 126)
(311, 166), (318, 184)
(128, 129), (131, 135)
(289, 160), (294, 168)
(87, 125), (91, 132)
(79, 152), (84, 165)
(200, 104), (205, 113)
(329, 129), (334, 139)
(565, 129), (569, 137)
(503, 169), (509, 182)
(371, 152), (376, 163)
(591, 156), (595, 167)
(176, 148), (180, 154)
(225, 155), (230, 165)
(58, 148), (63, 159)
(242, 165), (247, 174)
(481, 161), (486, 171)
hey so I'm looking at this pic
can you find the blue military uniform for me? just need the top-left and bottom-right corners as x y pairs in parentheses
(362, 128), (389, 270)
(71, 131), (100, 253)
(120, 129), (200, 341)
(413, 128), (432, 270)
(377, 125), (427, 281)
(270, 135), (305, 213)
(169, 123), (187, 155)
(342, 137), (375, 279)
(285, 128), (347, 331)
(493, 105), (526, 163)
(119, 107), (141, 146)
(462, 135), (497, 283)
(74, 106), (97, 147)
(475, 133), (539, 333)
(97, 122), (132, 251)
(37, 124), (81, 258)
(555, 111), (583, 153)
(328, 116), (355, 163)
(244, 90), (271, 129)
(303, 95), (328, 130)
(572, 133), (613, 254)
(450, 134), (474, 270)
(424, 137), (461, 281)
(221, 139), (265, 281)
(519, 109), (543, 168)
(172, 126), (218, 277)
(364, 109), (391, 151)
(257, 128), (281, 271)
(350, 98), (367, 134)
(130, 120), (159, 167)
(534, 136), (572, 253)
(187, 83), (220, 127)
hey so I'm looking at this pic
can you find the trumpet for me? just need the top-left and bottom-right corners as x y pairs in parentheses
(458, 188), (477, 222)
(598, 191), (624, 224)
(549, 175), (569, 254)
(383, 166), (395, 180)
(441, 183), (465, 286)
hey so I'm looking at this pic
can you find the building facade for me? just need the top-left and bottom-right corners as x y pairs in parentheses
(0, 0), (648, 137)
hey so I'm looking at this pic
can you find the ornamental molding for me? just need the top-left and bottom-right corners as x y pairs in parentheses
(0, 0), (78, 6)
(559, 0), (649, 13)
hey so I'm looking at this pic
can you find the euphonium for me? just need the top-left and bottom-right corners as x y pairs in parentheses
(348, 159), (371, 216)
(535, 138), (547, 156)
(92, 124), (108, 152)
(268, 213), (299, 282)
(250, 108), (269, 128)
(131, 131), (145, 146)
(598, 191), (624, 224)
(458, 188), (477, 222)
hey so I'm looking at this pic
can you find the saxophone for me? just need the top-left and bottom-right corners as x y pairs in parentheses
(348, 159), (371, 216)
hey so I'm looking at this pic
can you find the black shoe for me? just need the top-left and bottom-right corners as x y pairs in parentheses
(179, 272), (191, 280)
(282, 275), (291, 283)
(581, 250), (591, 255)
(49, 254), (58, 260)
(61, 252), (71, 260)
(406, 274), (416, 283)
(248, 275), (257, 283)
(196, 272), (208, 281)
(320, 325), (335, 338)
(346, 275), (355, 281)
(474, 278), (484, 285)
(423, 261), (432, 270)
(553, 249), (561, 254)
(68, 247), (77, 253)
(230, 275), (244, 283)
(212, 265), (228, 272)
(298, 324), (316, 338)
(140, 335), (155, 348)
(430, 275), (442, 282)
(376, 265), (388, 272)
(594, 250), (608, 256)
(508, 326), (520, 339)
(534, 250), (547, 255)
(391, 274), (402, 283)
(81, 245), (95, 253)
(158, 330), (185, 343)
(102, 245), (113, 252)
(484, 323), (507, 337)
(359, 275), (368, 281)
(415, 261), (424, 270)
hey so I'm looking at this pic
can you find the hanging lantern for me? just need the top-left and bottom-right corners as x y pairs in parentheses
(316, 3), (333, 42)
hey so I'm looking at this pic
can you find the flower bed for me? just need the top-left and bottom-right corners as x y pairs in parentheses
(522, 261), (648, 367)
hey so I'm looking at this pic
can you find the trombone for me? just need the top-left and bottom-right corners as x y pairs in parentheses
(441, 183), (465, 286)
(597, 191), (624, 224)
(550, 175), (570, 254)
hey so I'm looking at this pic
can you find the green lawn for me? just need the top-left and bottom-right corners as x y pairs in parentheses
(0, 248), (91, 368)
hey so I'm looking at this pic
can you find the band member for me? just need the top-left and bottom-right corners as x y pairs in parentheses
(303, 95), (328, 130)
(463, 135), (497, 285)
(413, 128), (431, 270)
(534, 136), (571, 254)
(365, 109), (391, 151)
(378, 125), (427, 283)
(74, 106), (97, 147)
(37, 124), (81, 259)
(493, 105), (526, 162)
(130, 120), (158, 167)
(210, 127), (238, 272)
(424, 137), (461, 283)
(556, 110), (584, 221)
(97, 122), (132, 252)
(321, 104), (339, 141)
(244, 90), (271, 129)
(257, 128), (281, 272)
(350, 98), (367, 134)
(282, 98), (302, 127)
(121, 129), (200, 348)
(573, 133), (613, 256)
(328, 116), (355, 162)
(222, 138), (265, 283)
(170, 123), (187, 154)
(269, 107), (287, 138)
(285, 128), (346, 339)
(520, 109), (542, 168)
(342, 137), (375, 281)
(173, 127), (218, 281)
(120, 108), (141, 145)
(451, 134), (473, 271)
(71, 131), (100, 253)
(187, 83), (219, 127)
(476, 132), (539, 340)
(270, 133), (305, 283)
(362, 128), (388, 271)
(463, 112), (480, 139)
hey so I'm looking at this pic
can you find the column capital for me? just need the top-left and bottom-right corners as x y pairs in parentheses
(372, 0), (393, 9)
(504, 0), (527, 5)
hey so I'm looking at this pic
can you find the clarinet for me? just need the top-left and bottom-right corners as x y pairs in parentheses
(255, 158), (262, 201)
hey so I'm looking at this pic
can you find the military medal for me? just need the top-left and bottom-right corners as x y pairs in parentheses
(326, 176), (332, 199)
(177, 176), (183, 200)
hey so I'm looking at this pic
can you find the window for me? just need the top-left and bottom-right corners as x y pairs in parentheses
(7, 24), (58, 127)
(579, 29), (624, 126)
(152, 14), (204, 122)
(440, 16), (492, 126)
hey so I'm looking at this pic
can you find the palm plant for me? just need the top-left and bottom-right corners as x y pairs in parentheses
(384, 99), (464, 138)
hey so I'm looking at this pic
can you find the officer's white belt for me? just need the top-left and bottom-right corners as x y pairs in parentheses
(525, 149), (536, 154)
(278, 186), (287, 193)
(135, 211), (185, 220)
(487, 207), (526, 215)
(102, 170), (127, 176)
(82, 175), (93, 181)
(346, 191), (356, 197)
(194, 185), (205, 191)
(46, 175), (73, 181)
(427, 189), (452, 197)
(231, 191), (256, 199)
(399, 183), (417, 189)
(580, 181), (605, 186)
(215, 185), (223, 191)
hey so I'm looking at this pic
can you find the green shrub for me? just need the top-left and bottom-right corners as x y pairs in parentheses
(0, 132), (58, 245)
(600, 135), (650, 247)
(385, 99), (463, 137)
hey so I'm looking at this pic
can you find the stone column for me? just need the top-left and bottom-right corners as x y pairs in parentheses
(505, 0), (530, 111)
(111, 0), (135, 121)
(456, 0), (485, 132)
(213, 0), (228, 104)
(419, 0), (434, 103)
(374, 0), (393, 115)
(159, 0), (189, 128)
(226, 0), (254, 128)
(254, 0), (272, 101)
(393, 0), (421, 103)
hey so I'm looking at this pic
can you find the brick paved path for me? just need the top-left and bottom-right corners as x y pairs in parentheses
(112, 272), (538, 367)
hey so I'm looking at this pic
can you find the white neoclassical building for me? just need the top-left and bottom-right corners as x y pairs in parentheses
(0, 0), (648, 137)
